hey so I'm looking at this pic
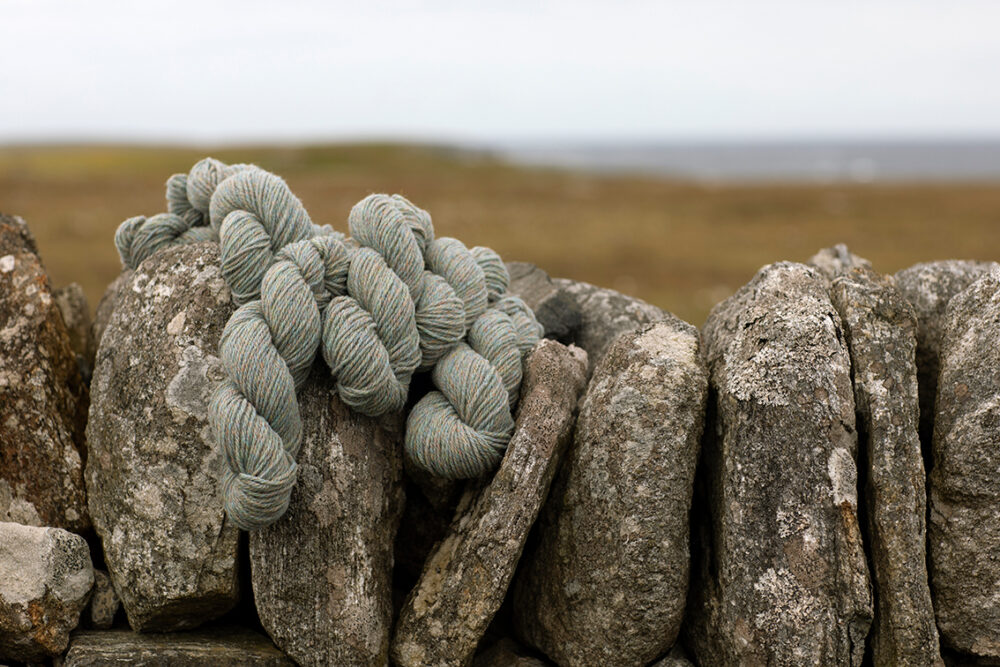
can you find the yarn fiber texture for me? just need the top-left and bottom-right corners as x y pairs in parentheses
(114, 158), (542, 530)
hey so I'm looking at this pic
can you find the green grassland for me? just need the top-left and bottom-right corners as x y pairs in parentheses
(1, 143), (999, 325)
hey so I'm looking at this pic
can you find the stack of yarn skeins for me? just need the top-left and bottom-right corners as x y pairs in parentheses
(115, 158), (543, 530)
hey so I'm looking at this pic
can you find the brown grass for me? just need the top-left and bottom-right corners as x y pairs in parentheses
(2, 143), (999, 325)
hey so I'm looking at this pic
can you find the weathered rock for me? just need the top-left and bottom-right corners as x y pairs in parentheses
(687, 262), (872, 666)
(0, 521), (94, 661)
(474, 638), (551, 667)
(86, 569), (120, 630)
(808, 243), (873, 281)
(250, 368), (404, 667)
(894, 261), (1000, 448)
(392, 340), (588, 667)
(513, 319), (707, 667)
(91, 269), (132, 357)
(650, 645), (696, 667)
(505, 262), (582, 342)
(828, 264), (942, 665)
(53, 282), (95, 378)
(63, 627), (293, 666)
(504, 261), (664, 374)
(928, 270), (1000, 660)
(0, 213), (90, 532)
(86, 242), (239, 631)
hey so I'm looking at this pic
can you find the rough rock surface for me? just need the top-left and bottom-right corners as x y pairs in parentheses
(687, 262), (872, 666)
(86, 242), (239, 631)
(53, 282), (95, 378)
(0, 213), (90, 532)
(0, 521), (94, 661)
(808, 243), (873, 281)
(505, 262), (582, 342)
(513, 319), (707, 667)
(505, 261), (664, 373)
(86, 569), (121, 630)
(928, 270), (1000, 660)
(91, 269), (132, 357)
(392, 340), (588, 667)
(650, 645), (696, 667)
(828, 263), (942, 665)
(63, 627), (294, 666)
(250, 368), (404, 667)
(894, 261), (1000, 448)
(474, 638), (551, 667)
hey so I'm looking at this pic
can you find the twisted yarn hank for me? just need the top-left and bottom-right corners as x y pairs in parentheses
(113, 158), (543, 530)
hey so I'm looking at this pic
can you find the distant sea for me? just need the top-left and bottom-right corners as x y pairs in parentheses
(498, 140), (1000, 183)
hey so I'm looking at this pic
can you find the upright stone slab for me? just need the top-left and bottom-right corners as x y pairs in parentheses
(0, 213), (90, 532)
(928, 270), (1000, 661)
(0, 521), (94, 662)
(513, 319), (707, 667)
(250, 369), (405, 667)
(688, 262), (872, 666)
(827, 263), (941, 665)
(86, 242), (239, 631)
(392, 341), (588, 667)
(894, 261), (1000, 448)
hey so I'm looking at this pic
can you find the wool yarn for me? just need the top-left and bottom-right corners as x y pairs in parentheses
(113, 158), (543, 530)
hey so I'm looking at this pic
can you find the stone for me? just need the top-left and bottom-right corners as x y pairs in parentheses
(808, 243), (873, 281)
(250, 368), (404, 667)
(650, 645), (696, 667)
(928, 270), (1000, 661)
(894, 261), (1000, 448)
(505, 262), (582, 343)
(86, 570), (120, 630)
(62, 627), (293, 666)
(392, 340), (588, 667)
(53, 282), (95, 379)
(0, 521), (94, 662)
(91, 269), (132, 357)
(687, 262), (872, 666)
(504, 261), (665, 374)
(0, 213), (90, 533)
(827, 263), (942, 665)
(513, 319), (707, 667)
(85, 242), (239, 631)
(474, 638), (551, 667)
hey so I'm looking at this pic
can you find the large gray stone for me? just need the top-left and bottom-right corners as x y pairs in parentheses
(0, 213), (90, 533)
(0, 521), (94, 661)
(687, 262), (872, 666)
(86, 242), (239, 631)
(53, 282), (95, 380)
(513, 318), (707, 667)
(894, 261), (1000, 449)
(505, 261), (664, 373)
(828, 263), (941, 665)
(392, 340), (588, 667)
(928, 270), (1000, 661)
(250, 369), (404, 667)
(63, 627), (293, 666)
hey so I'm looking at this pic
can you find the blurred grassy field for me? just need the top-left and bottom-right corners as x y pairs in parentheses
(1, 143), (999, 326)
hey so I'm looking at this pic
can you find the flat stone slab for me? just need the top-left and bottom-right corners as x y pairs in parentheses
(513, 318), (707, 667)
(392, 340), (588, 667)
(828, 262), (941, 665)
(687, 262), (872, 666)
(86, 243), (239, 631)
(62, 627), (293, 666)
(0, 213), (90, 532)
(929, 269), (1000, 661)
(250, 370), (404, 667)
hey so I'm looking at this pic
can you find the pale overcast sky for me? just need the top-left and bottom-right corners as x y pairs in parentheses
(1, 0), (999, 144)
